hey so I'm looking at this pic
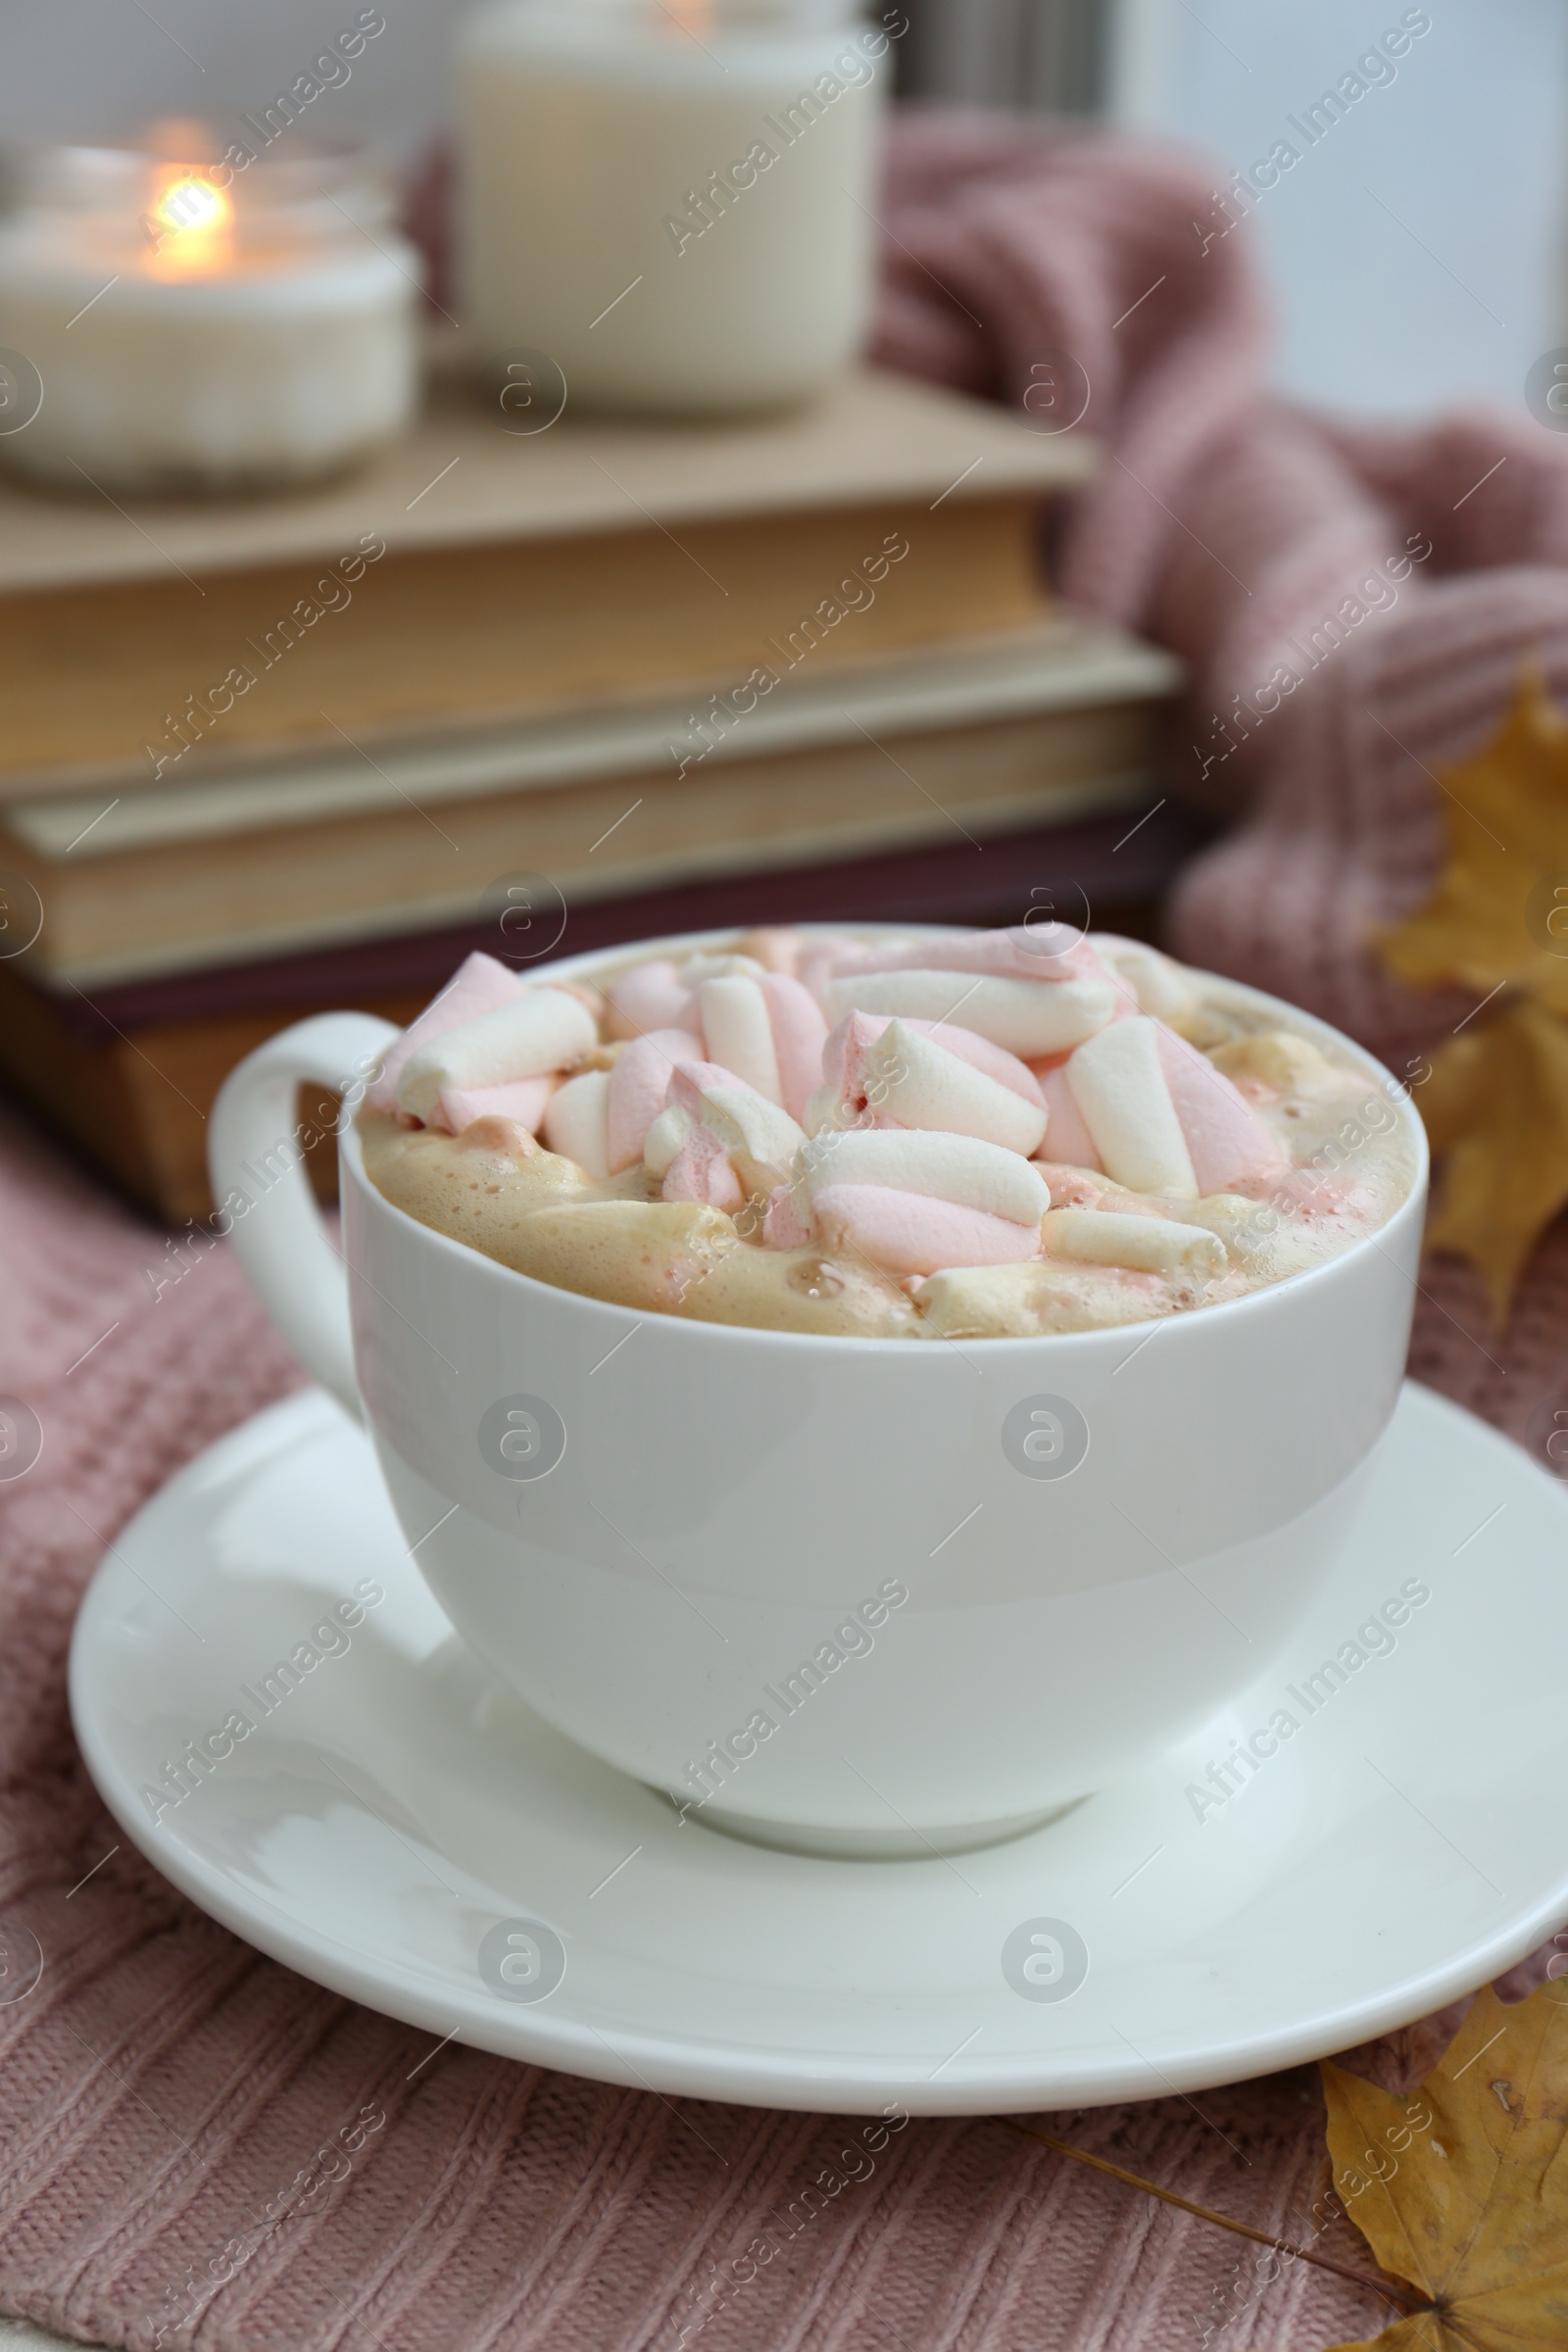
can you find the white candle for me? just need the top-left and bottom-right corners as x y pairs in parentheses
(458, 0), (893, 416)
(0, 136), (421, 493)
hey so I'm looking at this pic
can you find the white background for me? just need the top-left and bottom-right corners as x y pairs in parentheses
(0, 5), (1559, 413)
(0, 0), (466, 168)
(1108, 0), (1568, 416)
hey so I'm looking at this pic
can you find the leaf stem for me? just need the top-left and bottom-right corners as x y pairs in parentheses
(1003, 2120), (1429, 2319)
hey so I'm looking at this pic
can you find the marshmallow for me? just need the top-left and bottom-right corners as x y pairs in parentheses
(447, 1113), (540, 1161)
(812, 1184), (1045, 1278)
(368, 952), (524, 1112)
(762, 1184), (812, 1250)
(797, 934), (880, 1003)
(817, 1015), (1048, 1154)
(1041, 1209), (1228, 1284)
(1090, 934), (1200, 1028)
(802, 1084), (840, 1140)
(604, 958), (703, 1041)
(662, 1120), (745, 1211)
(658, 1059), (805, 1206)
(605, 1027), (702, 1173)
(832, 923), (1103, 984)
(397, 987), (599, 1124)
(700, 975), (782, 1104)
(678, 951), (764, 988)
(734, 927), (806, 974)
(1057, 1014), (1287, 1200)
(797, 1129), (1048, 1227)
(643, 1102), (693, 1181)
(1153, 1025), (1288, 1195)
(821, 967), (1115, 1056)
(624, 973), (825, 1127)
(1034, 1064), (1102, 1171)
(436, 1073), (560, 1137)
(822, 1012), (1043, 1100)
(1063, 1016), (1199, 1197)
(917, 1020), (1048, 1097)
(760, 975), (830, 1122)
(542, 1068), (612, 1177)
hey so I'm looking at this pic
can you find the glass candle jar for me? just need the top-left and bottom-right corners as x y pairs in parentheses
(0, 129), (422, 494)
(458, 0), (894, 417)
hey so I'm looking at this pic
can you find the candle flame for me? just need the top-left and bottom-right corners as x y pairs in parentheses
(148, 168), (234, 273)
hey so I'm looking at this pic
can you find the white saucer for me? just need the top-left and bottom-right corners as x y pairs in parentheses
(70, 1381), (1568, 2116)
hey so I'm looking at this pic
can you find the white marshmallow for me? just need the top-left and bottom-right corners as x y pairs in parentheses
(542, 1068), (612, 1178)
(1090, 935), (1200, 1027)
(398, 987), (598, 1123)
(1065, 1017), (1198, 1197)
(690, 1083), (804, 1195)
(861, 1020), (1048, 1155)
(1041, 1208), (1227, 1282)
(700, 976), (783, 1105)
(820, 970), (1114, 1056)
(802, 1082), (842, 1139)
(643, 1103), (694, 1180)
(677, 951), (764, 988)
(798, 1129), (1048, 1226)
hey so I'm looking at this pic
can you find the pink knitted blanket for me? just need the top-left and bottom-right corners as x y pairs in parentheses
(0, 1110), (1418, 2352)
(872, 112), (1568, 1075)
(2, 113), (1565, 2352)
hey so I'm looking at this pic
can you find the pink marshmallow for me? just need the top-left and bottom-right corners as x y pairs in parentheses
(666, 1057), (754, 1114)
(1153, 1025), (1288, 1195)
(605, 958), (703, 1041)
(659, 1056), (766, 1205)
(605, 1028), (703, 1173)
(799, 937), (869, 1003)
(820, 1011), (1045, 1128)
(735, 927), (806, 974)
(1034, 1164), (1109, 1208)
(763, 1184), (813, 1250)
(657, 1057), (803, 1209)
(760, 974), (829, 1122)
(435, 1074), (560, 1136)
(811, 1184), (1043, 1277)
(909, 1019), (1046, 1101)
(821, 1009), (884, 1100)
(828, 924), (1109, 987)
(662, 1127), (745, 1210)
(1034, 1066), (1103, 1172)
(367, 953), (525, 1112)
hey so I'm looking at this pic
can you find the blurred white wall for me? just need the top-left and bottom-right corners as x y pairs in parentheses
(2, 0), (1563, 420)
(0, 0), (470, 165)
(1108, 0), (1568, 418)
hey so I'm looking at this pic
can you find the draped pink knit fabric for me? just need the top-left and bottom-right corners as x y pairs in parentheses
(871, 111), (1568, 1073)
(3, 112), (1566, 2352)
(0, 1101), (1448, 2352)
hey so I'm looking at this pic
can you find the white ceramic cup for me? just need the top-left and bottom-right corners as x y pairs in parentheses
(210, 927), (1428, 1857)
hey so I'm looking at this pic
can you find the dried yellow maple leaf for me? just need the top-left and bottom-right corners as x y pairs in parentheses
(1322, 1984), (1568, 2349)
(1381, 666), (1568, 1009)
(1417, 998), (1568, 1319)
(1379, 667), (1568, 1314)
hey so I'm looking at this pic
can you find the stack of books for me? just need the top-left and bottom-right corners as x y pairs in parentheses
(0, 359), (1184, 1220)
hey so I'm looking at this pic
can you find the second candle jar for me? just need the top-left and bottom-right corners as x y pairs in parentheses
(457, 0), (891, 416)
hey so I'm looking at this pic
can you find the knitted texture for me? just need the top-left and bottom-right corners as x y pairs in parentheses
(870, 111), (1568, 1072)
(3, 111), (1567, 2352)
(0, 1101), (1412, 2352)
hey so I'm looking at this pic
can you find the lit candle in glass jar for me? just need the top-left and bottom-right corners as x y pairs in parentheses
(0, 129), (421, 493)
(458, 0), (893, 416)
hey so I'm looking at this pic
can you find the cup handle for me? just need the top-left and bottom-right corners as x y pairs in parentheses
(209, 1011), (400, 1423)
